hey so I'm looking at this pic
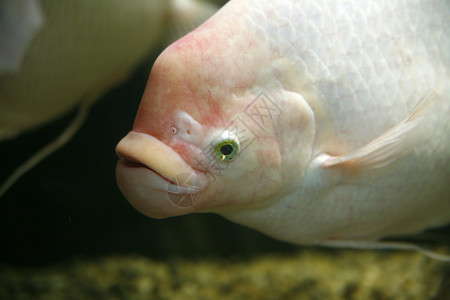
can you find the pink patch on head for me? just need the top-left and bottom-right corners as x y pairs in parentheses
(197, 89), (226, 127)
(131, 7), (269, 143)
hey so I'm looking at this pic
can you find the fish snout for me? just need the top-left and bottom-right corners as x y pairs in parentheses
(115, 131), (209, 218)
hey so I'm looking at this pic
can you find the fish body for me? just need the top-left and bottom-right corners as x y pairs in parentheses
(116, 0), (450, 247)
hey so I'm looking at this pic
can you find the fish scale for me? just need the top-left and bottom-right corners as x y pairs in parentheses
(279, 0), (446, 183)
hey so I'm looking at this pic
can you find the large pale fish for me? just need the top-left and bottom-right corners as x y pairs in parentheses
(116, 0), (450, 257)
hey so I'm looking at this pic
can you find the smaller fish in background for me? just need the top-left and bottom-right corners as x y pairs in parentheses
(0, 0), (219, 197)
(116, 0), (450, 260)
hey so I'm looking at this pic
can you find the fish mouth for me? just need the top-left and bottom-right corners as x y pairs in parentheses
(115, 131), (208, 218)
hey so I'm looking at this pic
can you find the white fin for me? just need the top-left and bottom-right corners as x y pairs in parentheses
(321, 91), (437, 179)
(0, 100), (91, 198)
(0, 65), (132, 198)
(318, 239), (450, 262)
(166, 0), (219, 43)
(0, 0), (44, 73)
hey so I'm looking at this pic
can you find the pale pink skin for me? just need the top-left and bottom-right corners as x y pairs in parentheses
(117, 0), (450, 247)
(117, 26), (298, 211)
(116, 3), (313, 221)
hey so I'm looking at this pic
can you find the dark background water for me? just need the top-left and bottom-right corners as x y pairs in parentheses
(0, 50), (298, 267)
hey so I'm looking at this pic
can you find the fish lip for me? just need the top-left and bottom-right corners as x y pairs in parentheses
(115, 131), (209, 218)
(117, 156), (203, 195)
(115, 159), (206, 219)
(118, 156), (173, 185)
(115, 131), (208, 193)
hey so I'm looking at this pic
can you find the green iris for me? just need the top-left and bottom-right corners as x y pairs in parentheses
(214, 139), (239, 162)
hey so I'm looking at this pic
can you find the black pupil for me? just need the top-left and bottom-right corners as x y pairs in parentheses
(220, 144), (234, 156)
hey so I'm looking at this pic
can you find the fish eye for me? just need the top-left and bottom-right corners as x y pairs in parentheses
(214, 131), (240, 162)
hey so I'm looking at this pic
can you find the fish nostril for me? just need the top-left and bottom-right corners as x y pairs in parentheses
(173, 111), (202, 138)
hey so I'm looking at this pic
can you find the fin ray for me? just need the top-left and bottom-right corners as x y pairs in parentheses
(318, 239), (450, 262)
(321, 91), (438, 178)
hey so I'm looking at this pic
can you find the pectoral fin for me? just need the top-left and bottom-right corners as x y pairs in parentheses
(321, 91), (438, 179)
(0, 0), (44, 73)
(318, 239), (450, 262)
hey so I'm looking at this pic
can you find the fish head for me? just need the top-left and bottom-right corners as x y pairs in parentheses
(116, 20), (316, 220)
